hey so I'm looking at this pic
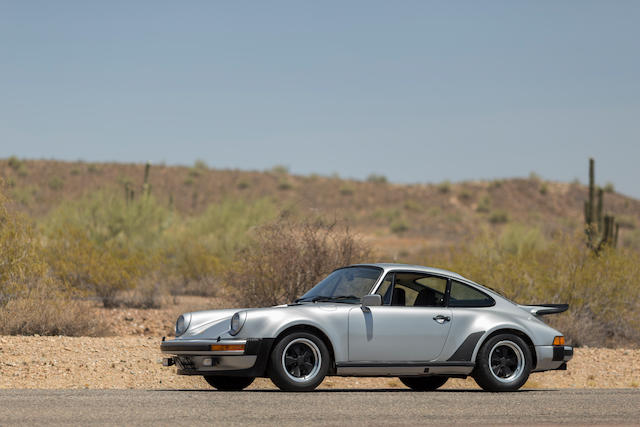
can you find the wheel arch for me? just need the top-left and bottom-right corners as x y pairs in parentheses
(272, 324), (337, 373)
(474, 328), (537, 370)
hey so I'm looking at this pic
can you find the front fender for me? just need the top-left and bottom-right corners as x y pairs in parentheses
(234, 305), (351, 362)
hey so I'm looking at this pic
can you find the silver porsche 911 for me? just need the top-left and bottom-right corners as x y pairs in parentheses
(160, 263), (573, 392)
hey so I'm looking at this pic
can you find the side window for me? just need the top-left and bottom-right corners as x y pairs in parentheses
(375, 273), (394, 305)
(449, 280), (495, 307)
(392, 273), (447, 307)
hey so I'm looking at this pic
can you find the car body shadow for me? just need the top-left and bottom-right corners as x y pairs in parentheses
(154, 388), (552, 393)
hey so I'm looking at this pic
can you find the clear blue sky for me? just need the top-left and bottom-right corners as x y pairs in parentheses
(1, 1), (639, 197)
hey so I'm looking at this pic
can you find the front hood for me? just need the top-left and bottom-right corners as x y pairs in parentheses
(177, 308), (245, 339)
(177, 302), (349, 339)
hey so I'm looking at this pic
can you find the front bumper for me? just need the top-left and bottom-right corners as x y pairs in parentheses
(160, 338), (274, 377)
(534, 345), (573, 372)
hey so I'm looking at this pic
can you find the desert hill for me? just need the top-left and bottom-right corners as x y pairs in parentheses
(2, 158), (639, 256)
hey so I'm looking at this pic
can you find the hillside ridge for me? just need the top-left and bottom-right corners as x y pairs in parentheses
(2, 158), (639, 251)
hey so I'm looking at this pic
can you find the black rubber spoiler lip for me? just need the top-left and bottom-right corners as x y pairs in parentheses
(518, 303), (569, 316)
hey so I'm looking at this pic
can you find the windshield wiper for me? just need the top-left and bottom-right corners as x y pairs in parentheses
(307, 295), (360, 303)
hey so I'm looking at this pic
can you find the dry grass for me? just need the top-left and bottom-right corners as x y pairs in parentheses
(0, 290), (109, 337)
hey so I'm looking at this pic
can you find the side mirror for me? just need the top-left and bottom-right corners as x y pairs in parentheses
(361, 294), (382, 308)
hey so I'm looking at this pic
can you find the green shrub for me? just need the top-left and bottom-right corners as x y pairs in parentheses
(339, 185), (355, 196)
(48, 176), (64, 191)
(489, 179), (503, 189)
(271, 165), (289, 175)
(437, 180), (451, 194)
(194, 159), (208, 170)
(237, 179), (250, 190)
(604, 182), (615, 193)
(403, 199), (421, 212)
(45, 224), (144, 307)
(0, 193), (47, 305)
(476, 196), (491, 213)
(458, 188), (473, 201)
(87, 163), (100, 174)
(390, 218), (410, 234)
(367, 174), (387, 184)
(489, 210), (509, 224)
(7, 156), (22, 170)
(539, 183), (548, 195)
(277, 179), (293, 190)
(183, 197), (279, 262)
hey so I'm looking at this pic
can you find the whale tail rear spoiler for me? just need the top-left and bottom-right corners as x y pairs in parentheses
(518, 303), (569, 316)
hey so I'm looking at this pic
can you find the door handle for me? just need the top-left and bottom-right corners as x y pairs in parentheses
(433, 315), (451, 324)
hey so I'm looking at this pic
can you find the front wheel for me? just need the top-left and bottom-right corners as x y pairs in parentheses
(203, 375), (255, 391)
(399, 376), (448, 391)
(268, 332), (330, 391)
(473, 334), (532, 392)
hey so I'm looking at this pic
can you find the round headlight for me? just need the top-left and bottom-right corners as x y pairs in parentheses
(175, 313), (191, 336)
(229, 311), (246, 336)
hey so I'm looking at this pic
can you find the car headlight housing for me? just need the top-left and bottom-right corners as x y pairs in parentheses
(229, 311), (246, 336)
(175, 313), (191, 337)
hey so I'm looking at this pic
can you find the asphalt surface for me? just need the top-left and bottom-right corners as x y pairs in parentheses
(0, 389), (638, 426)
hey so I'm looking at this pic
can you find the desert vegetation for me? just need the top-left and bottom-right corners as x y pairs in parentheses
(0, 158), (639, 347)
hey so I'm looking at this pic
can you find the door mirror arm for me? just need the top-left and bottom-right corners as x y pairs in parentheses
(361, 294), (382, 311)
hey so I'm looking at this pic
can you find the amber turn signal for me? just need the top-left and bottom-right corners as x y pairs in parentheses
(210, 344), (245, 352)
(553, 336), (565, 346)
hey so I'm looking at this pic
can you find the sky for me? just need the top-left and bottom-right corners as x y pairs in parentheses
(1, 1), (639, 197)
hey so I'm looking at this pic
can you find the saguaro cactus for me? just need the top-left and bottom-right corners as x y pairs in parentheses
(584, 158), (618, 253)
(142, 161), (152, 198)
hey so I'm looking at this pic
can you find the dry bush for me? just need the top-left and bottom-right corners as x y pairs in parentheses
(0, 281), (109, 336)
(228, 219), (373, 307)
(110, 272), (171, 309)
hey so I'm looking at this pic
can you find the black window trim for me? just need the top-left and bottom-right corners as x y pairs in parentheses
(378, 270), (451, 308)
(448, 279), (496, 308)
(376, 270), (495, 308)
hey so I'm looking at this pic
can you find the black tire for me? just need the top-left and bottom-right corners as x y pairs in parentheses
(399, 376), (448, 391)
(268, 331), (330, 392)
(473, 333), (532, 392)
(203, 375), (255, 391)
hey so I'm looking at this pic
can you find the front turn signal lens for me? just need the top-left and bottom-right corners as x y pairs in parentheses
(210, 344), (245, 352)
(553, 336), (565, 346)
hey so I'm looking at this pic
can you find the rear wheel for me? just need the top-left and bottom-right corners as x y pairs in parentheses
(473, 333), (532, 392)
(399, 376), (448, 391)
(203, 375), (255, 391)
(269, 332), (330, 391)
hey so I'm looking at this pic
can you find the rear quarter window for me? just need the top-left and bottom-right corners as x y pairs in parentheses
(449, 280), (495, 307)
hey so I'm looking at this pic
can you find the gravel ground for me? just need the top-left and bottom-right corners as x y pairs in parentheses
(0, 336), (638, 390)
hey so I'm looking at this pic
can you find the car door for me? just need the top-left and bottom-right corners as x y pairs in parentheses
(347, 272), (452, 362)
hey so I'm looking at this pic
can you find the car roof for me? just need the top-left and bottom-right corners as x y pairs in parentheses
(350, 263), (466, 281)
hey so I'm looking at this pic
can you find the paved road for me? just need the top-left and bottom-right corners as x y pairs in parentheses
(0, 389), (638, 426)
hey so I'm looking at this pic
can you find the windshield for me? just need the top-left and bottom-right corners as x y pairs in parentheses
(295, 266), (383, 304)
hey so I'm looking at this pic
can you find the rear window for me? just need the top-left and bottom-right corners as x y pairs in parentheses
(449, 280), (495, 307)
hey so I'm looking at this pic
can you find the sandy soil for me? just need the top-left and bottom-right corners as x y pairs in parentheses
(0, 336), (638, 390)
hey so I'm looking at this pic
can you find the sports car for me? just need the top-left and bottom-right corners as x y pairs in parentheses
(160, 263), (573, 392)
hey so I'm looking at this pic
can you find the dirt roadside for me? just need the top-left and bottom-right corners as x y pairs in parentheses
(0, 336), (638, 390)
